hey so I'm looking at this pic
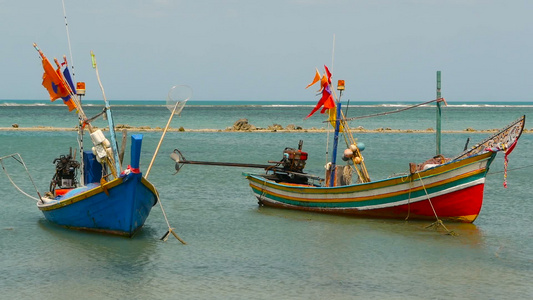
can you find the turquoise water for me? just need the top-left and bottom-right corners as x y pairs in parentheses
(0, 102), (532, 299)
(2, 100), (533, 131)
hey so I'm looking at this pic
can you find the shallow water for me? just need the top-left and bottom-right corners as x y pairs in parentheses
(0, 104), (532, 299)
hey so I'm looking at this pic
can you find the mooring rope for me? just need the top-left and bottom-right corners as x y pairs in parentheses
(343, 98), (446, 121)
(405, 176), (414, 221)
(159, 202), (187, 244)
(415, 172), (456, 236)
(488, 164), (533, 175)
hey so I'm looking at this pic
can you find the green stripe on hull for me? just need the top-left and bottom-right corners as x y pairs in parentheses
(250, 171), (487, 209)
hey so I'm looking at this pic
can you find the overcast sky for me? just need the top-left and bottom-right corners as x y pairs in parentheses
(1, 0), (531, 102)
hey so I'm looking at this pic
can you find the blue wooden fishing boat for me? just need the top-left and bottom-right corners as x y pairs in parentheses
(0, 42), (187, 240)
(37, 135), (158, 237)
(5, 44), (161, 237)
(1, 2), (188, 241)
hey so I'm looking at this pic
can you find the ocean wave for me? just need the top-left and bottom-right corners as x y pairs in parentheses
(0, 102), (47, 106)
(2, 100), (533, 108)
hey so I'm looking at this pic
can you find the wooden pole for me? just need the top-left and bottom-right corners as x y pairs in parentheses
(145, 100), (184, 179)
(91, 51), (122, 173)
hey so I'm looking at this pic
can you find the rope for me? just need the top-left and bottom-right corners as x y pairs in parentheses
(415, 172), (456, 236)
(0, 154), (42, 202)
(85, 108), (107, 124)
(405, 176), (414, 221)
(259, 180), (268, 203)
(158, 198), (187, 244)
(343, 98), (446, 121)
(488, 164), (533, 175)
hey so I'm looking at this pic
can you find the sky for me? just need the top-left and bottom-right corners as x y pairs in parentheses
(0, 0), (532, 102)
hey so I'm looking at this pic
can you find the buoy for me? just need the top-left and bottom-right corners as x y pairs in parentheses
(343, 148), (353, 158)
(353, 157), (362, 164)
(357, 142), (366, 152)
(349, 144), (357, 152)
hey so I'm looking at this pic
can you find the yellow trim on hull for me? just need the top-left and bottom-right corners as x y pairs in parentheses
(249, 168), (487, 203)
(38, 175), (159, 212)
(39, 178), (124, 211)
(249, 152), (492, 196)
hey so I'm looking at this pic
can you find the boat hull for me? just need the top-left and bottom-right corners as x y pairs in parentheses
(246, 152), (495, 223)
(37, 172), (158, 237)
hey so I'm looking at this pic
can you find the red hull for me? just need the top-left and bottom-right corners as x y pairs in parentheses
(257, 182), (485, 223)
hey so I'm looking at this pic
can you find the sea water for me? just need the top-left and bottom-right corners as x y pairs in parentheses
(0, 101), (531, 299)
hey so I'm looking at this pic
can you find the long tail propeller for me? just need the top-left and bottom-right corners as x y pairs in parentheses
(170, 149), (277, 174)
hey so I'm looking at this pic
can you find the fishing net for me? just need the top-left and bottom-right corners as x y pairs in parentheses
(166, 85), (193, 116)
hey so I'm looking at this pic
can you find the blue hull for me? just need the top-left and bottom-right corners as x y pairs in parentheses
(38, 172), (158, 237)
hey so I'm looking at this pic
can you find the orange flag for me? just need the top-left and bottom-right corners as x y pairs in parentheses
(41, 57), (70, 101)
(305, 68), (321, 89)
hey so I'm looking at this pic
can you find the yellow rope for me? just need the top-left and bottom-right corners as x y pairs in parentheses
(415, 172), (457, 236)
(405, 176), (414, 221)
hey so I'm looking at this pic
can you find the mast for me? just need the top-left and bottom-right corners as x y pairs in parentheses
(436, 70), (442, 155)
(91, 51), (122, 173)
(329, 102), (342, 187)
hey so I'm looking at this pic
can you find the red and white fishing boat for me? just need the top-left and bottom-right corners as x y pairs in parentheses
(171, 68), (525, 224)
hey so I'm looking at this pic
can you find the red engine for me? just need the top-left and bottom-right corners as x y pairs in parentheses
(281, 140), (308, 173)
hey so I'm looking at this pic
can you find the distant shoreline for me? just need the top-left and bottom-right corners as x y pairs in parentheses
(1, 126), (528, 134)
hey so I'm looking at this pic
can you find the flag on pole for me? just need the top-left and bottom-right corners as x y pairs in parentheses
(41, 57), (69, 100)
(39, 54), (76, 111)
(305, 68), (321, 89)
(61, 67), (77, 111)
(305, 65), (335, 119)
(62, 66), (75, 91)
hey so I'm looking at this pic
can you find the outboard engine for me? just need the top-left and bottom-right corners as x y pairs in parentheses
(281, 140), (308, 173)
(50, 149), (80, 192)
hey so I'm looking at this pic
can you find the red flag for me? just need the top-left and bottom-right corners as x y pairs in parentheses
(305, 65), (335, 119)
(324, 65), (332, 84)
(305, 84), (335, 119)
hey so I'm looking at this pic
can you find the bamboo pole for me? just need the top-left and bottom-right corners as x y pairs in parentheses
(91, 51), (122, 173)
(145, 100), (184, 179)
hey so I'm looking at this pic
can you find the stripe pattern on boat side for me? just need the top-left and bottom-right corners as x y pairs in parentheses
(246, 154), (492, 210)
(247, 156), (490, 202)
(253, 177), (484, 210)
(356, 179), (484, 210)
(248, 152), (492, 197)
(249, 166), (486, 204)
